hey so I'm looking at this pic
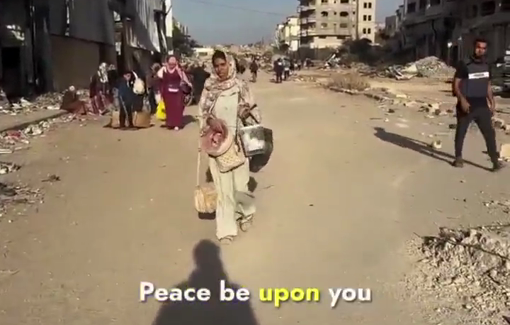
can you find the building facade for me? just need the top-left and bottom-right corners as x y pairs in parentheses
(0, 0), (173, 95)
(275, 16), (300, 52)
(297, 0), (377, 49)
(395, 0), (510, 64)
(452, 0), (510, 63)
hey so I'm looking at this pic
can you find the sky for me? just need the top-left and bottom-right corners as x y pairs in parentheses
(173, 0), (403, 45)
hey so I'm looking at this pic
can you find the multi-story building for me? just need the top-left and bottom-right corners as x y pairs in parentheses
(398, 0), (510, 63)
(297, 0), (377, 49)
(275, 16), (301, 52)
(0, 0), (173, 94)
(400, 0), (457, 62)
(452, 0), (510, 63)
(173, 19), (189, 36)
(383, 5), (405, 51)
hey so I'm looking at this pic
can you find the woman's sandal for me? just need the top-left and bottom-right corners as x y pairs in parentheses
(239, 215), (253, 232)
(219, 236), (234, 245)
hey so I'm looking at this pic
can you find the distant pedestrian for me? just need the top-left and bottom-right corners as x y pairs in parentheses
(283, 59), (290, 80)
(89, 62), (111, 115)
(452, 37), (503, 171)
(60, 86), (88, 115)
(116, 71), (137, 130)
(190, 63), (210, 105)
(157, 55), (192, 130)
(274, 58), (283, 83)
(146, 63), (162, 114)
(249, 59), (258, 82)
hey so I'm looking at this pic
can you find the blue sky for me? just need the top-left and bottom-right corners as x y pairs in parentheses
(173, 0), (402, 44)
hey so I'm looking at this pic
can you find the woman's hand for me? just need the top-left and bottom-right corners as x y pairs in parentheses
(239, 105), (251, 119)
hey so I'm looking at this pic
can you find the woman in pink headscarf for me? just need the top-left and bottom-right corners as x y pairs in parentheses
(157, 55), (192, 130)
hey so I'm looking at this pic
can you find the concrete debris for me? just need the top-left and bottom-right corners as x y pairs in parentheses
(492, 117), (506, 129)
(407, 225), (510, 325)
(430, 140), (442, 149)
(386, 57), (455, 81)
(0, 182), (42, 216)
(0, 114), (75, 150)
(500, 144), (510, 159)
(0, 162), (20, 175)
(0, 92), (68, 115)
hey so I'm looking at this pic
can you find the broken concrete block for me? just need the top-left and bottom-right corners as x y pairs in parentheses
(500, 143), (510, 158)
(430, 140), (442, 149)
(492, 117), (506, 129)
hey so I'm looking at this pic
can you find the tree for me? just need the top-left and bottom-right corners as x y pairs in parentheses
(172, 25), (200, 56)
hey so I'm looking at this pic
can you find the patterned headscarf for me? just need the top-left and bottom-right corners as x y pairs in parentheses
(98, 62), (108, 83)
(198, 51), (259, 123)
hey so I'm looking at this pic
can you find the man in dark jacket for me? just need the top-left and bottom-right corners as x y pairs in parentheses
(190, 63), (210, 105)
(117, 71), (137, 130)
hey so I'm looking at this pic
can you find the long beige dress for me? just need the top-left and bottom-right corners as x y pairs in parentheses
(207, 84), (256, 240)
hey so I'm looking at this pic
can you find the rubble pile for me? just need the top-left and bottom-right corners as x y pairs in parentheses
(413, 56), (456, 78)
(0, 92), (64, 114)
(387, 56), (455, 80)
(0, 182), (43, 218)
(407, 225), (510, 325)
(0, 115), (75, 150)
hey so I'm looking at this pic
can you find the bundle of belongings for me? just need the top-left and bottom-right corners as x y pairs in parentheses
(200, 117), (245, 173)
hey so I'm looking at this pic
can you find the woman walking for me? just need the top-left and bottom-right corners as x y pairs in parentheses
(198, 50), (259, 245)
(147, 63), (161, 114)
(157, 56), (192, 130)
(89, 62), (111, 115)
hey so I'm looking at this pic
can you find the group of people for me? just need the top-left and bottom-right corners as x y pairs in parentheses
(273, 57), (299, 83)
(61, 56), (214, 131)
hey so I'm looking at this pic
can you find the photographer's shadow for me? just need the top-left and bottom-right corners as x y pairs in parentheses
(152, 240), (259, 325)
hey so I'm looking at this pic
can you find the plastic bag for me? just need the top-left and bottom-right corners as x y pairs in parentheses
(156, 100), (166, 120)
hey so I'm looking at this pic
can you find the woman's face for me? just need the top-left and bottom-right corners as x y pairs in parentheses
(213, 57), (229, 80)
(167, 57), (177, 67)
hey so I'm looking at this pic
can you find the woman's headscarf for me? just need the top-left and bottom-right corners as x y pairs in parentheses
(98, 62), (108, 83)
(198, 51), (259, 123)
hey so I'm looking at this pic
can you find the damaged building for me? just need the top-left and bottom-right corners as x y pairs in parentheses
(391, 0), (510, 64)
(0, 0), (173, 97)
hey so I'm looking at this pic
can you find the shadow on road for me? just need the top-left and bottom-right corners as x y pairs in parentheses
(373, 127), (491, 171)
(152, 240), (259, 325)
(183, 115), (198, 127)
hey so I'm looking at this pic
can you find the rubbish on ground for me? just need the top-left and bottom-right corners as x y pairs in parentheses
(0, 162), (20, 175)
(42, 174), (60, 182)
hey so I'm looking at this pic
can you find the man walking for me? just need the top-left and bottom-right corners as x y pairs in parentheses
(452, 37), (503, 171)
(274, 58), (283, 83)
(250, 58), (258, 82)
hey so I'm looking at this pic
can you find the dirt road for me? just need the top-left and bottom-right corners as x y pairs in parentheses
(1, 73), (509, 325)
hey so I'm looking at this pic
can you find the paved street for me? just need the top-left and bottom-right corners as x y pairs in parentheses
(0, 72), (509, 325)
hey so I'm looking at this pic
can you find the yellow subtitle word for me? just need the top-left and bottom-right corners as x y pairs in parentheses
(259, 287), (320, 307)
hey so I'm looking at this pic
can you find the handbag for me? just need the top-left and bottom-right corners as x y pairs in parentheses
(132, 71), (145, 95)
(110, 110), (120, 128)
(239, 112), (273, 173)
(215, 140), (246, 173)
(181, 82), (192, 94)
(194, 141), (217, 213)
(133, 98), (151, 128)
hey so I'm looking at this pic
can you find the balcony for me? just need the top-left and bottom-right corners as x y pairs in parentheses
(298, 5), (315, 12)
(317, 28), (352, 36)
(300, 29), (317, 37)
(300, 28), (351, 37)
(300, 16), (316, 24)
